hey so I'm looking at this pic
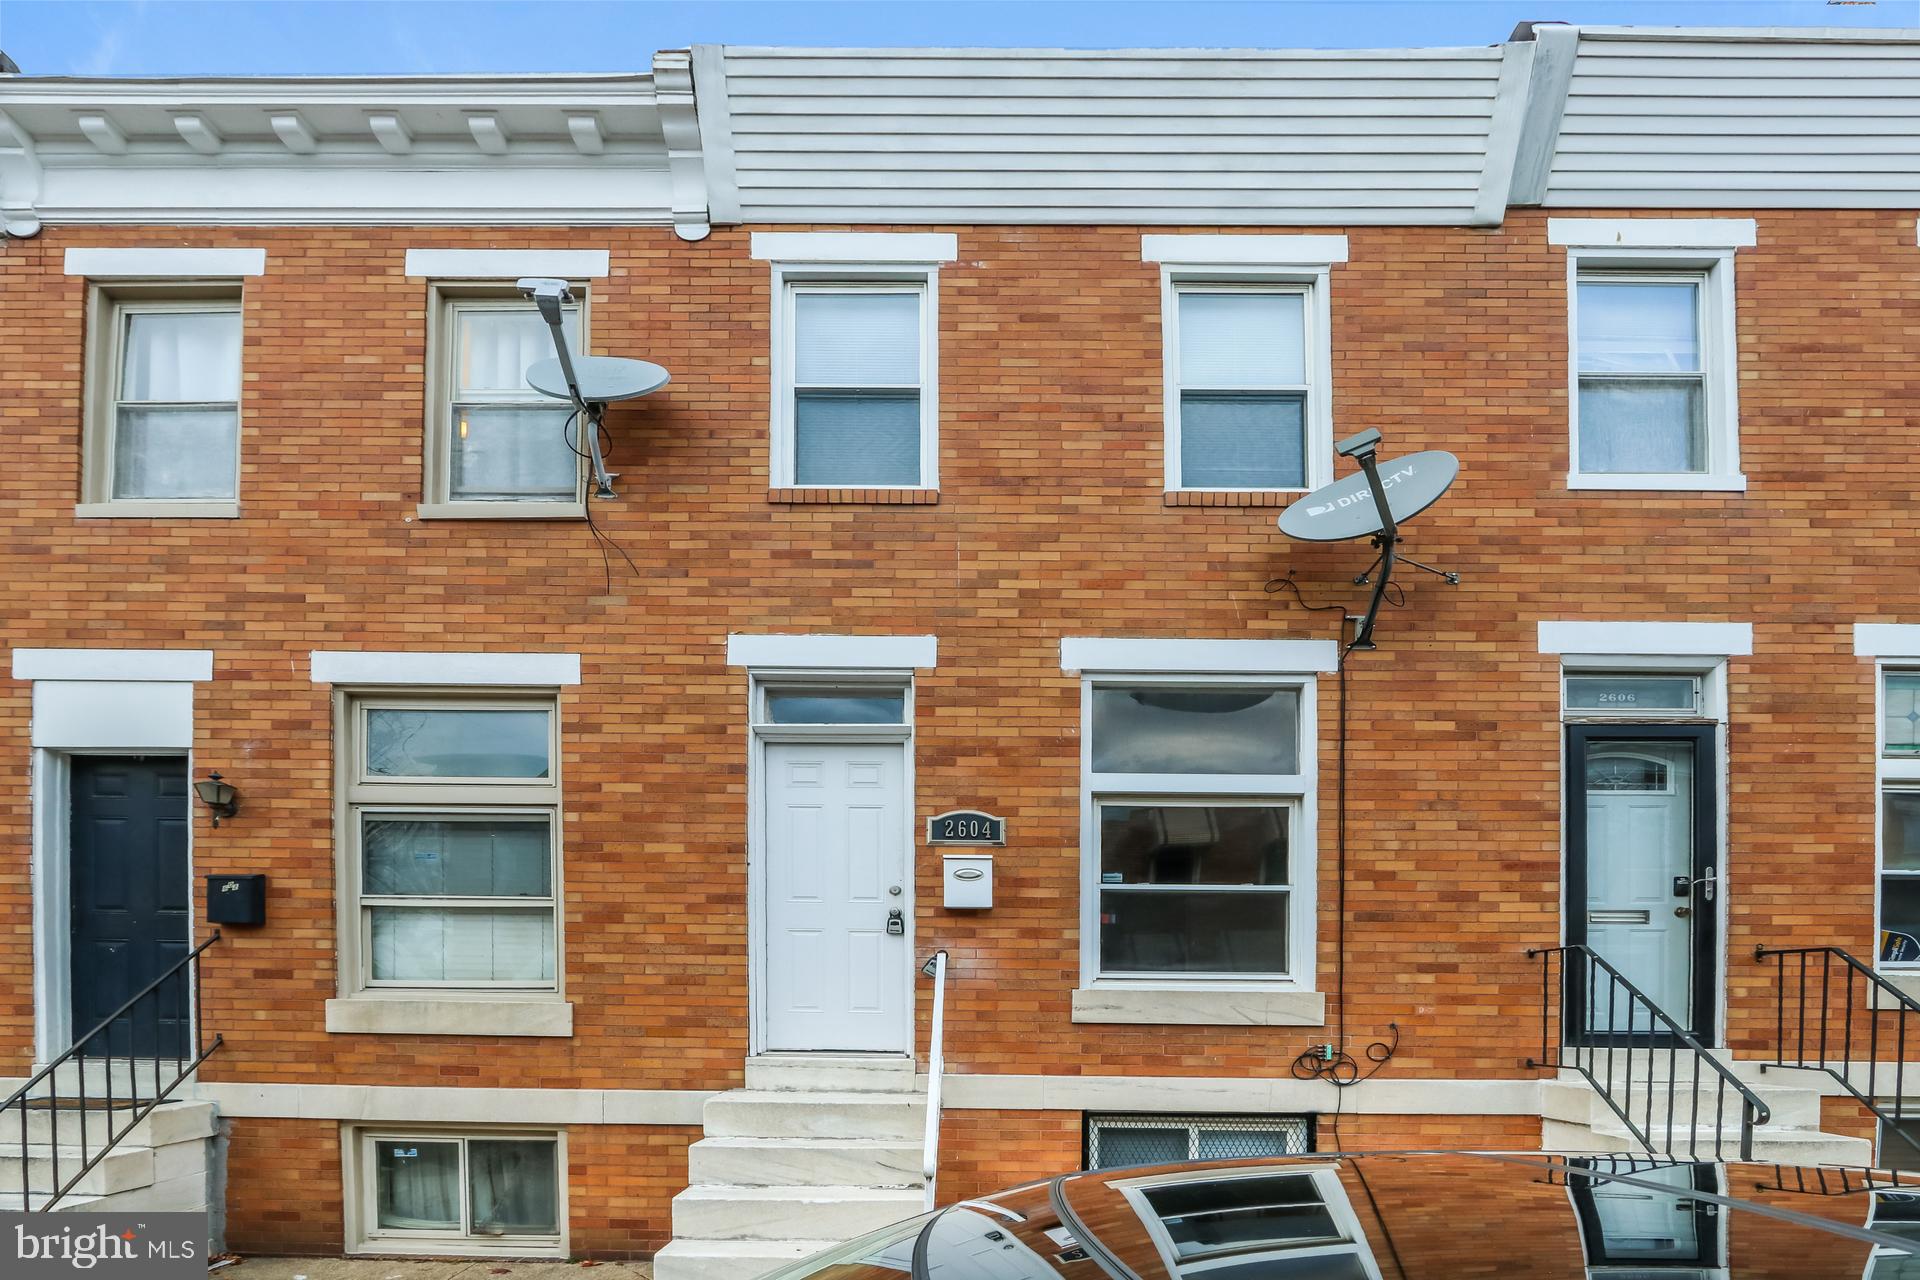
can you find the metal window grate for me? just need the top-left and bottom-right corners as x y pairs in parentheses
(1085, 1113), (1311, 1171)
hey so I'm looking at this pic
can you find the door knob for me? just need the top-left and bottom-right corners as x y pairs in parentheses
(888, 885), (902, 897)
(1674, 905), (1692, 918)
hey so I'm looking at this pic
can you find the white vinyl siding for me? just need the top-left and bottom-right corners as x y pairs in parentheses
(341, 698), (562, 995)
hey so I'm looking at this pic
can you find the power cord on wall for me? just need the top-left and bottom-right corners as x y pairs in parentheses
(1266, 570), (1403, 1150)
(562, 409), (642, 594)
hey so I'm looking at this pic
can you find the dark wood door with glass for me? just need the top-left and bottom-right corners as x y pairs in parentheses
(1567, 725), (1718, 1044)
(69, 756), (191, 1058)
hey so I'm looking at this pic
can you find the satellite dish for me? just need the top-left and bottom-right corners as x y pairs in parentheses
(1278, 450), (1458, 543)
(526, 355), (669, 405)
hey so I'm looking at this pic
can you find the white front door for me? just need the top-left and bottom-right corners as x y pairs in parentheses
(763, 741), (909, 1052)
(1583, 739), (1696, 1029)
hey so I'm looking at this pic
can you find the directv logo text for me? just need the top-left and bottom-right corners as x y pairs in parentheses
(1305, 464), (1416, 517)
(2, 1213), (204, 1279)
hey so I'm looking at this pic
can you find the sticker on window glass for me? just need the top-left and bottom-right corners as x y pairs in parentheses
(392, 1147), (418, 1159)
(1101, 872), (1124, 884)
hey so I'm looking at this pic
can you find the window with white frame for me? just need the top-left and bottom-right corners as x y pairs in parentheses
(776, 279), (934, 488)
(1166, 282), (1321, 491)
(341, 697), (561, 993)
(352, 1129), (562, 1254)
(84, 290), (243, 507)
(424, 288), (585, 513)
(1883, 671), (1920, 966)
(1083, 680), (1310, 982)
(1568, 258), (1739, 487)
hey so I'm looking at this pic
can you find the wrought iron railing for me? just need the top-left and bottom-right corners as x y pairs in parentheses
(2, 931), (223, 1210)
(1754, 944), (1920, 1163)
(1527, 944), (1770, 1161)
(920, 950), (949, 1212)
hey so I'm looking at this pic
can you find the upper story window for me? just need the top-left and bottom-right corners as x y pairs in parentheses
(777, 281), (934, 489)
(341, 696), (562, 994)
(82, 292), (243, 514)
(421, 288), (585, 518)
(1550, 218), (1752, 492)
(1082, 680), (1313, 984)
(1168, 284), (1316, 491)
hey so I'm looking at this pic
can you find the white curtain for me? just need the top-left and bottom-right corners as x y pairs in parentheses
(1576, 281), (1700, 374)
(457, 308), (578, 394)
(376, 1140), (460, 1230)
(115, 311), (240, 500)
(1578, 378), (1704, 473)
(468, 1140), (559, 1236)
(794, 292), (919, 386)
(122, 311), (241, 402)
(370, 908), (554, 983)
(1179, 291), (1306, 387)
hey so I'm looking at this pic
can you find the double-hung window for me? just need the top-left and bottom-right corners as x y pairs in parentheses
(777, 281), (934, 488)
(1083, 680), (1311, 983)
(352, 1129), (563, 1256)
(343, 698), (561, 993)
(424, 289), (585, 515)
(1552, 220), (1750, 491)
(1882, 671), (1920, 966)
(1168, 284), (1316, 491)
(84, 293), (243, 510)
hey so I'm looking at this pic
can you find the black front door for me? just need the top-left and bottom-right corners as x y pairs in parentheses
(70, 757), (190, 1058)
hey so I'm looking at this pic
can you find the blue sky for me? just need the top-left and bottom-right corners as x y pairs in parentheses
(0, 0), (1912, 77)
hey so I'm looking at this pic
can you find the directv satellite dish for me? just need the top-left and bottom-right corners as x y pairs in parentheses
(1278, 429), (1460, 650)
(1278, 449), (1458, 542)
(526, 355), (669, 405)
(515, 276), (673, 500)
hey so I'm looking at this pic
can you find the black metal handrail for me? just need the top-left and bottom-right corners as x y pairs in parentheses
(1754, 944), (1920, 1162)
(1527, 944), (1770, 1161)
(2, 931), (223, 1210)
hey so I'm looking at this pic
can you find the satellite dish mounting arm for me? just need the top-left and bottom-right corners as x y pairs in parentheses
(1339, 430), (1397, 651)
(518, 277), (617, 499)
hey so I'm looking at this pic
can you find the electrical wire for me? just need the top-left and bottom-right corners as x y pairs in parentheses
(1267, 569), (1402, 1149)
(561, 409), (642, 594)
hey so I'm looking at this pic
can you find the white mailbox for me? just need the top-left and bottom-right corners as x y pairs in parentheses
(943, 854), (993, 910)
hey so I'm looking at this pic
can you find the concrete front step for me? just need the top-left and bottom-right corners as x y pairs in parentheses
(744, 1055), (916, 1094)
(0, 1144), (154, 1198)
(1541, 1078), (1822, 1129)
(672, 1185), (924, 1242)
(689, 1136), (921, 1188)
(704, 1091), (925, 1141)
(653, 1237), (845, 1280)
(1542, 1118), (1873, 1166)
(15, 1100), (218, 1150)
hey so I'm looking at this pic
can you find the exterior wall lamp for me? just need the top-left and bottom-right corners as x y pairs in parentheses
(194, 771), (239, 827)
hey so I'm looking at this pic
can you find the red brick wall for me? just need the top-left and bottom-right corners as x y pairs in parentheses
(2, 210), (1915, 1246)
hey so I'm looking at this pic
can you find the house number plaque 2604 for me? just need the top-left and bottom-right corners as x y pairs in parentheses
(926, 810), (1006, 846)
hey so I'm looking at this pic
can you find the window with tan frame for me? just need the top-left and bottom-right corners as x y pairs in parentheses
(80, 284), (244, 516)
(345, 1126), (566, 1258)
(337, 694), (563, 997)
(420, 284), (588, 519)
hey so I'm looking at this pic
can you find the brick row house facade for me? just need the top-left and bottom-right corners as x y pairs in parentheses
(1, 22), (1919, 1272)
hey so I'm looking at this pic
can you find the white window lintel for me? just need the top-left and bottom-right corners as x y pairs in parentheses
(750, 232), (957, 264)
(403, 249), (610, 279)
(1548, 218), (1758, 250)
(726, 634), (937, 671)
(1537, 621), (1752, 658)
(1856, 625), (1920, 659)
(63, 247), (266, 278)
(310, 651), (582, 686)
(1142, 233), (1349, 268)
(1062, 637), (1337, 676)
(12, 647), (213, 682)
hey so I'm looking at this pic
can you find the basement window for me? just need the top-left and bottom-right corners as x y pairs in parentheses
(350, 1129), (564, 1257)
(1086, 1113), (1310, 1170)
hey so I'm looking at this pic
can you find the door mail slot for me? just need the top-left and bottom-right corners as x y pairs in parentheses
(1588, 909), (1651, 925)
(943, 854), (993, 910)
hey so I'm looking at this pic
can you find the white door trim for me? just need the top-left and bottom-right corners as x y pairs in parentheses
(746, 675), (916, 1057)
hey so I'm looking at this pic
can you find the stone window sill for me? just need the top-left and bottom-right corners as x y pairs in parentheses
(1071, 986), (1325, 1026)
(415, 502), (586, 521)
(769, 487), (939, 505)
(326, 996), (574, 1037)
(1565, 473), (1748, 493)
(1874, 972), (1920, 1011)
(75, 501), (239, 519)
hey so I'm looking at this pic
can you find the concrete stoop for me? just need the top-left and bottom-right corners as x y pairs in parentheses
(653, 1055), (926, 1280)
(1540, 1073), (1872, 1165)
(0, 1099), (219, 1213)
